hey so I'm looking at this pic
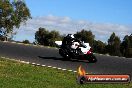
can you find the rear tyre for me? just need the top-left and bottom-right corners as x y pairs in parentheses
(59, 49), (71, 60)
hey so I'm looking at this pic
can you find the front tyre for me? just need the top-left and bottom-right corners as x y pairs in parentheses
(89, 54), (97, 63)
(84, 54), (97, 63)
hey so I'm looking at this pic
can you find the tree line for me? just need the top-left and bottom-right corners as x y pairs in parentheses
(0, 0), (31, 40)
(35, 27), (63, 46)
(35, 27), (132, 58)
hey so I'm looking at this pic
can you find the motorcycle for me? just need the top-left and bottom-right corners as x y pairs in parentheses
(55, 40), (97, 63)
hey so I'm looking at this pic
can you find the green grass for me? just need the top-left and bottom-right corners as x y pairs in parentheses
(0, 58), (132, 88)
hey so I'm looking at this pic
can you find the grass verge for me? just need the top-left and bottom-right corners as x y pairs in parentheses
(0, 57), (131, 88)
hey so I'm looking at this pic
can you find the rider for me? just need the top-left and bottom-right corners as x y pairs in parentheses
(62, 34), (81, 52)
(62, 34), (75, 47)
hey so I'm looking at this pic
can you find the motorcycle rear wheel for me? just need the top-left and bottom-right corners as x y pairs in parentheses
(59, 49), (71, 60)
(84, 54), (97, 63)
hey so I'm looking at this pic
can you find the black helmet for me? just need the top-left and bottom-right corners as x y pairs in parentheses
(67, 34), (74, 38)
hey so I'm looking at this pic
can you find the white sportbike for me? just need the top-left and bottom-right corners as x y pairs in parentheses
(55, 40), (97, 62)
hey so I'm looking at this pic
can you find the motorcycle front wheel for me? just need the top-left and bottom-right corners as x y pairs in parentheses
(84, 54), (97, 63)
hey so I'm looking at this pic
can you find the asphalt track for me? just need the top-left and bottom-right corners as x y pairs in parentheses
(0, 41), (132, 79)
